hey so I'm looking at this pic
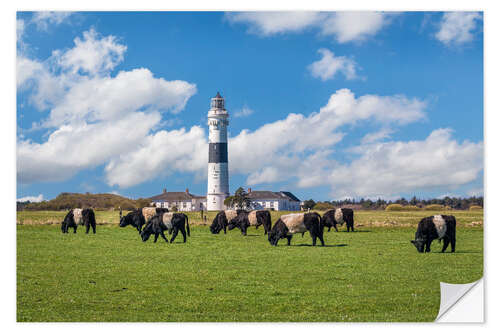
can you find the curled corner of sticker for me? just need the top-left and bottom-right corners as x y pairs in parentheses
(435, 278), (483, 322)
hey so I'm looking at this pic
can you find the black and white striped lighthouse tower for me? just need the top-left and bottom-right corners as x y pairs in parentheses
(207, 92), (229, 211)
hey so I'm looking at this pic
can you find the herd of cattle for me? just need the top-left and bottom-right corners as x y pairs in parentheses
(61, 207), (457, 253)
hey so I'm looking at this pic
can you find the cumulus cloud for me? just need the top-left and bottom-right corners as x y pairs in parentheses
(234, 106), (255, 118)
(228, 89), (427, 185)
(308, 48), (359, 81)
(105, 126), (207, 188)
(53, 28), (127, 76)
(17, 194), (44, 203)
(435, 12), (482, 46)
(225, 12), (322, 35)
(320, 12), (390, 43)
(225, 11), (392, 43)
(328, 129), (483, 199)
(32, 11), (73, 31)
(17, 29), (197, 185)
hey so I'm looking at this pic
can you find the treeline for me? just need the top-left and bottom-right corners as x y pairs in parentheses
(17, 192), (153, 211)
(302, 196), (484, 211)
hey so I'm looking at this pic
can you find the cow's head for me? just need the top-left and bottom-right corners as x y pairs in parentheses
(227, 216), (240, 231)
(119, 212), (131, 227)
(268, 220), (286, 246)
(410, 237), (425, 253)
(210, 214), (223, 234)
(140, 223), (153, 242)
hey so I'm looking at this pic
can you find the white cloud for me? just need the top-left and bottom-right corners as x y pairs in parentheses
(225, 11), (392, 43)
(308, 48), (358, 81)
(435, 12), (482, 46)
(467, 188), (483, 197)
(225, 12), (322, 35)
(320, 12), (390, 43)
(328, 129), (483, 199)
(234, 106), (255, 118)
(17, 194), (44, 203)
(361, 128), (394, 144)
(17, 19), (25, 43)
(228, 89), (426, 185)
(53, 28), (127, 76)
(32, 11), (73, 31)
(17, 29), (197, 185)
(105, 126), (207, 188)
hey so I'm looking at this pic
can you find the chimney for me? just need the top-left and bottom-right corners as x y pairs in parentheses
(163, 188), (167, 194)
(248, 188), (252, 193)
(185, 188), (189, 193)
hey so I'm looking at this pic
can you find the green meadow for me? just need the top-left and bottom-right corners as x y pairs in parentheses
(17, 210), (483, 322)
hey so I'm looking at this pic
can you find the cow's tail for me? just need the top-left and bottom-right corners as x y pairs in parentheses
(186, 214), (190, 237)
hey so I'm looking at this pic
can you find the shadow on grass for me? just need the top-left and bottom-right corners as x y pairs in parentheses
(326, 230), (371, 233)
(289, 243), (349, 247)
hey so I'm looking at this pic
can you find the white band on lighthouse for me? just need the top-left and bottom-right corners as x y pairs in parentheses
(207, 92), (230, 211)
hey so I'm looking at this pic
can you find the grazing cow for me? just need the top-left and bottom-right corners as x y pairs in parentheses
(160, 212), (191, 243)
(210, 210), (241, 234)
(141, 212), (191, 243)
(322, 208), (355, 232)
(119, 209), (146, 233)
(268, 212), (324, 246)
(61, 208), (96, 234)
(227, 210), (272, 235)
(119, 207), (168, 233)
(411, 215), (456, 253)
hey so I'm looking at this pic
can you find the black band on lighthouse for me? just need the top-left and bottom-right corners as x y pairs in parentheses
(209, 143), (228, 163)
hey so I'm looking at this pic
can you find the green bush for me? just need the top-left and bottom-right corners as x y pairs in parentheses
(313, 202), (335, 211)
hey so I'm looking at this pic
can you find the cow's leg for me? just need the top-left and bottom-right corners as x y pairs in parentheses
(180, 226), (187, 243)
(312, 234), (317, 246)
(441, 238), (450, 253)
(92, 223), (96, 234)
(73, 225), (77, 233)
(327, 226), (331, 232)
(451, 234), (456, 253)
(223, 224), (227, 234)
(154, 233), (159, 243)
(334, 225), (339, 232)
(86, 223), (90, 234)
(318, 233), (325, 246)
(425, 240), (432, 252)
(170, 228), (179, 243)
(286, 235), (293, 246)
(160, 230), (168, 243)
(241, 224), (248, 236)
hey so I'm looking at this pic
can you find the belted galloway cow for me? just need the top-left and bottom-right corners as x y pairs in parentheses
(141, 212), (190, 243)
(322, 208), (355, 232)
(227, 210), (272, 235)
(411, 215), (456, 253)
(61, 208), (96, 234)
(119, 207), (168, 233)
(268, 212), (324, 246)
(210, 210), (242, 234)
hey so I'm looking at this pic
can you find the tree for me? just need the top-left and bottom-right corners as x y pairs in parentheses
(225, 187), (252, 209)
(302, 199), (316, 210)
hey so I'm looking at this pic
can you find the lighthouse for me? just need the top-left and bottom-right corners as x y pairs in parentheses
(207, 92), (230, 211)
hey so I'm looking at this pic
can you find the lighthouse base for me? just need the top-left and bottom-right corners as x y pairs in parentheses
(207, 193), (228, 211)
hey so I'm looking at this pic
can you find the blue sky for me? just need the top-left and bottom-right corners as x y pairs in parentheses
(16, 11), (483, 202)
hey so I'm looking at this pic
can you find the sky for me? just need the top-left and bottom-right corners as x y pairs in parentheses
(16, 11), (484, 202)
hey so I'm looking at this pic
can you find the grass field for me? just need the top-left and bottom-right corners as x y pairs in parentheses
(17, 210), (483, 322)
